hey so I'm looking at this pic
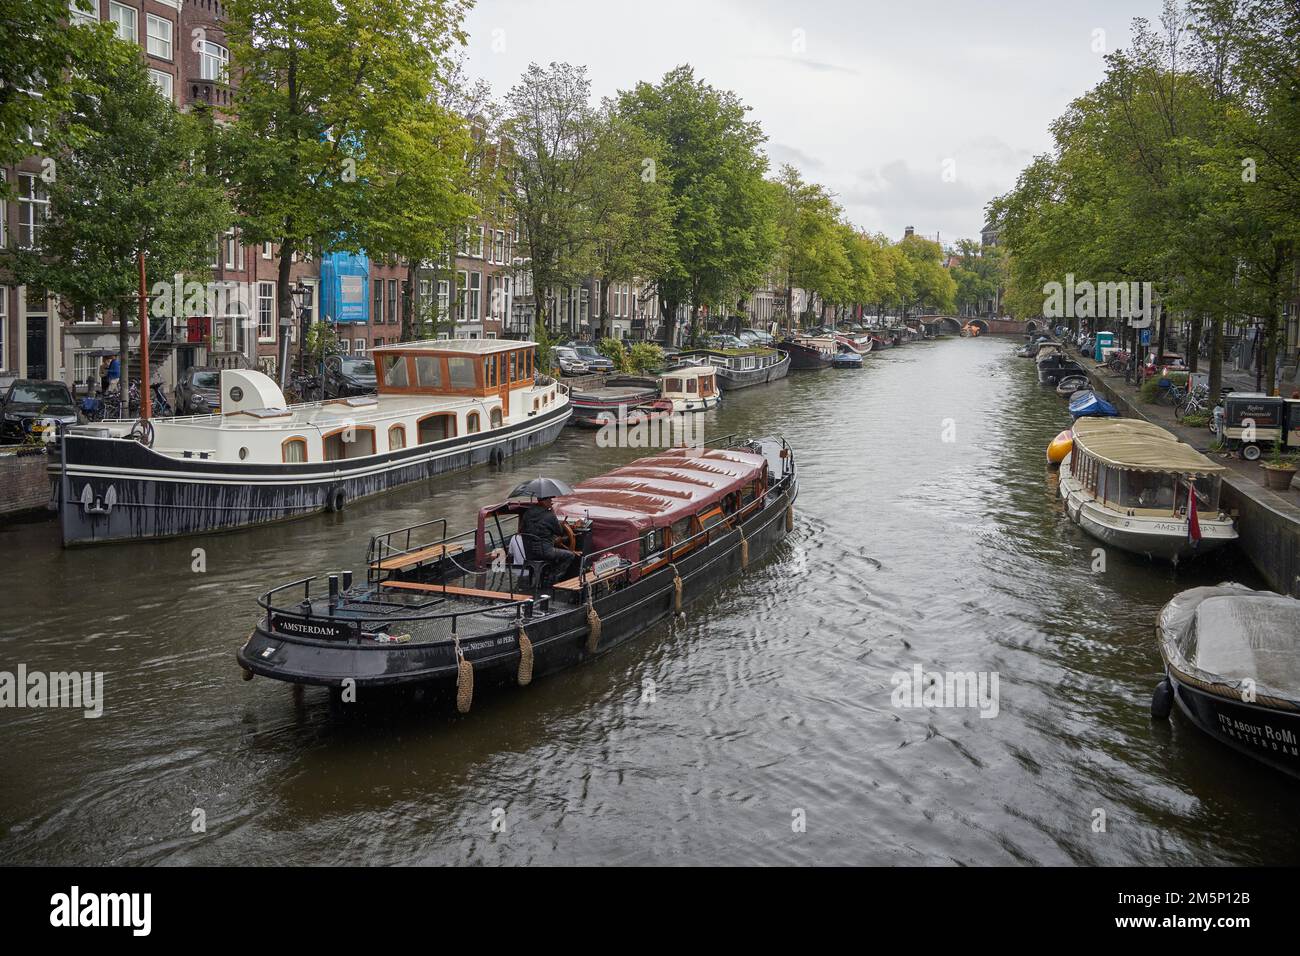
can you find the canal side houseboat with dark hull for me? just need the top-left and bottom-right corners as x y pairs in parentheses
(237, 436), (798, 707)
(52, 339), (571, 546)
(677, 346), (790, 390)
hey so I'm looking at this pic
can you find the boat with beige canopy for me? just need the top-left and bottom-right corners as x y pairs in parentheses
(1058, 417), (1237, 561)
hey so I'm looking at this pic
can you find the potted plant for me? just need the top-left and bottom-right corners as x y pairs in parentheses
(1261, 443), (1297, 491)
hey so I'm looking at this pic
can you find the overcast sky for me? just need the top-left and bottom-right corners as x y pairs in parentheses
(461, 0), (1165, 246)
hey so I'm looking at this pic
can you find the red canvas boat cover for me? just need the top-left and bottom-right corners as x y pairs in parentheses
(553, 446), (766, 534)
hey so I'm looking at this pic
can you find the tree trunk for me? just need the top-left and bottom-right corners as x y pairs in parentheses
(276, 238), (295, 385)
(118, 297), (130, 397)
(402, 261), (417, 342)
(1208, 313), (1223, 400)
(1187, 313), (1201, 373)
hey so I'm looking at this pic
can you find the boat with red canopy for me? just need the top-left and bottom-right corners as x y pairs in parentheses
(238, 434), (798, 708)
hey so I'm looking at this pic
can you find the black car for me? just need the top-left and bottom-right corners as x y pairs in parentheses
(174, 366), (222, 415)
(1, 379), (81, 441)
(324, 354), (378, 398)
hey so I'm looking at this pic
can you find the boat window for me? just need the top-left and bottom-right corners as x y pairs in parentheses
(447, 356), (476, 389)
(388, 424), (406, 450)
(486, 356), (497, 388)
(1117, 470), (1178, 510)
(526, 351), (534, 378)
(642, 528), (664, 559)
(323, 426), (376, 461)
(699, 507), (728, 533)
(508, 351), (518, 383)
(490, 407), (503, 428)
(466, 412), (481, 434)
(418, 413), (456, 444)
(382, 354), (409, 388)
(669, 516), (692, 546)
(664, 378), (681, 392)
(685, 377), (697, 393)
(415, 356), (443, 388)
(282, 437), (307, 463)
(1192, 476), (1220, 512)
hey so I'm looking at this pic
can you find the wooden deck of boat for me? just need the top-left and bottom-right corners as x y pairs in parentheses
(379, 580), (529, 601)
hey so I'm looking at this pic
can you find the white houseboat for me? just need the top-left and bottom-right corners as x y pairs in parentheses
(52, 339), (571, 545)
(1058, 417), (1237, 561)
(659, 365), (721, 412)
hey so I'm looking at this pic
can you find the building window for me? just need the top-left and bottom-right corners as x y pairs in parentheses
(338, 338), (350, 354)
(387, 279), (397, 324)
(261, 241), (272, 259)
(0, 287), (6, 369)
(69, 0), (98, 26)
(200, 41), (228, 82)
(149, 69), (173, 102)
(437, 280), (450, 320)
(146, 14), (172, 59)
(109, 2), (136, 43)
(72, 349), (100, 388)
(223, 229), (243, 270)
(372, 278), (384, 324)
(354, 339), (366, 355)
(257, 281), (274, 340)
(464, 272), (481, 323)
(18, 174), (49, 249)
(493, 229), (505, 264)
(0, 170), (6, 248)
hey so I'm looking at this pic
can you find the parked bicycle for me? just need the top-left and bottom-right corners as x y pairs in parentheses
(1174, 384), (1211, 421)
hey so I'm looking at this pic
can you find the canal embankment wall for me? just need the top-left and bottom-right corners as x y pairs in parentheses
(0, 449), (51, 519)
(1086, 369), (1300, 598)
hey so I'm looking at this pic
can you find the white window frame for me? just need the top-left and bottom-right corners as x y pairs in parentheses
(73, 348), (100, 387)
(108, 2), (136, 43)
(257, 281), (275, 341)
(69, 0), (99, 26)
(146, 14), (172, 59)
(149, 69), (173, 102)
(338, 338), (350, 354)
(437, 279), (450, 320)
(200, 41), (228, 82)
(466, 271), (481, 323)
(0, 286), (6, 369)
(17, 174), (49, 250)
(354, 339), (366, 355)
(261, 241), (272, 260)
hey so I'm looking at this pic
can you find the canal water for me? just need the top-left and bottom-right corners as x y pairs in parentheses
(2, 335), (1295, 866)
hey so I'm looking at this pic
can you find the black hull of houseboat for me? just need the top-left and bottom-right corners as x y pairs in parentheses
(715, 353), (791, 390)
(237, 475), (798, 695)
(780, 341), (833, 370)
(51, 404), (572, 546)
(1165, 667), (1300, 779)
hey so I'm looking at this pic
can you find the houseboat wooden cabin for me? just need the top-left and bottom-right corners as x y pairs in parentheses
(1058, 417), (1236, 561)
(659, 365), (721, 411)
(52, 339), (571, 545)
(237, 435), (799, 705)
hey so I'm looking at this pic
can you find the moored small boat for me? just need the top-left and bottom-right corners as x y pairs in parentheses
(831, 351), (863, 369)
(780, 338), (834, 370)
(568, 375), (660, 423)
(1153, 584), (1300, 779)
(1058, 417), (1237, 561)
(1068, 390), (1119, 419)
(572, 399), (674, 430)
(677, 346), (790, 390)
(237, 435), (799, 706)
(658, 365), (721, 412)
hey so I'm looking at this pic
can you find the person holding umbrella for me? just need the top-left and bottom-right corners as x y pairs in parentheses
(511, 477), (581, 584)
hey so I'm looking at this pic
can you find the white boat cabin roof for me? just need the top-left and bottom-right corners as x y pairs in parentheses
(372, 338), (535, 355)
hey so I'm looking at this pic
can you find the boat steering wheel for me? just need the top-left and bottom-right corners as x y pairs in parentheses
(129, 418), (155, 448)
(555, 522), (577, 552)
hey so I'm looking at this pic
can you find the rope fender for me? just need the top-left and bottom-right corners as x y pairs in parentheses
(586, 601), (602, 654)
(739, 528), (749, 569)
(517, 624), (534, 686)
(670, 563), (683, 613)
(785, 502), (794, 532)
(455, 638), (474, 714)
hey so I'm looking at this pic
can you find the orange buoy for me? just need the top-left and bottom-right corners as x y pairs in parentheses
(1046, 429), (1073, 466)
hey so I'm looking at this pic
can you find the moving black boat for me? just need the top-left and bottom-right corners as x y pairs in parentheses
(237, 435), (799, 709)
(1153, 584), (1300, 779)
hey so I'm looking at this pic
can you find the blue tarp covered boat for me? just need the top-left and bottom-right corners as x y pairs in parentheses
(1068, 390), (1119, 418)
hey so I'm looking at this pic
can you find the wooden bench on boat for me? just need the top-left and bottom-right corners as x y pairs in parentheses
(379, 580), (530, 602)
(370, 543), (463, 572)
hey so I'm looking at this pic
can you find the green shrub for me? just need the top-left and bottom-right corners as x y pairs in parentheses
(597, 338), (630, 372)
(628, 342), (665, 374)
(1181, 412), (1210, 427)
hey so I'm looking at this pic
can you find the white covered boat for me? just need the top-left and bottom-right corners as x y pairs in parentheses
(51, 339), (571, 545)
(1058, 417), (1237, 561)
(659, 365), (721, 412)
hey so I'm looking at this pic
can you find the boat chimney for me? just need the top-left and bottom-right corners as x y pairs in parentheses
(328, 574), (339, 612)
(341, 571), (353, 592)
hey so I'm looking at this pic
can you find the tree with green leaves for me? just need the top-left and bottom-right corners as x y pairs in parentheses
(618, 65), (779, 345)
(4, 38), (230, 383)
(218, 0), (472, 378)
(0, 0), (118, 179)
(769, 165), (848, 331)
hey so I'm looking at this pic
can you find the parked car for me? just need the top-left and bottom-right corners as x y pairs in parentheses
(740, 328), (775, 345)
(1, 379), (81, 441)
(174, 366), (222, 415)
(324, 354), (378, 398)
(553, 347), (589, 376)
(1144, 351), (1188, 378)
(569, 344), (615, 373)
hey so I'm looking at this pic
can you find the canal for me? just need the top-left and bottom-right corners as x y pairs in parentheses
(2, 335), (1296, 865)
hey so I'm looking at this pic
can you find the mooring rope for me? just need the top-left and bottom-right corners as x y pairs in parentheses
(586, 601), (602, 653)
(517, 623), (533, 686)
(670, 563), (683, 613)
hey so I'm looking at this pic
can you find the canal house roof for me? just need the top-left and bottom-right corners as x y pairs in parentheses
(1072, 418), (1225, 474)
(553, 447), (766, 533)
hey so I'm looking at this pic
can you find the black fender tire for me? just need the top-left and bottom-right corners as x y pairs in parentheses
(326, 486), (347, 513)
(1241, 443), (1261, 462)
(1151, 678), (1174, 720)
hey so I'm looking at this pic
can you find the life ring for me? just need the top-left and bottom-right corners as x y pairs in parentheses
(326, 486), (347, 513)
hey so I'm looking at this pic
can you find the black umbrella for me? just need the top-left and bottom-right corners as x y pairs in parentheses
(509, 477), (574, 500)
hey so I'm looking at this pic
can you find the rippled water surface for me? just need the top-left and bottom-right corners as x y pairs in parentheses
(2, 336), (1296, 865)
